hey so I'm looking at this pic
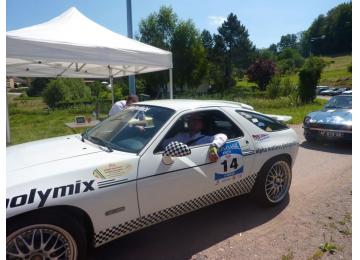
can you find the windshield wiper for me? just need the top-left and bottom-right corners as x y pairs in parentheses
(89, 136), (113, 152)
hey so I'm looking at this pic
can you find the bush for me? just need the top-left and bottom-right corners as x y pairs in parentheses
(247, 59), (276, 91)
(267, 77), (281, 99)
(347, 64), (352, 73)
(27, 78), (50, 97)
(43, 78), (91, 108)
(298, 57), (325, 103)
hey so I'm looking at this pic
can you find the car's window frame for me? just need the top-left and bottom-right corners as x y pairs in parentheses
(85, 105), (175, 154)
(153, 108), (245, 154)
(236, 110), (289, 132)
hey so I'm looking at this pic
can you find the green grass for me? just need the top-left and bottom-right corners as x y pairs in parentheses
(319, 55), (352, 87)
(238, 97), (327, 124)
(8, 98), (106, 145)
(8, 93), (327, 145)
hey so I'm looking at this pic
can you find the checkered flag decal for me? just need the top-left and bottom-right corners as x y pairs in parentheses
(93, 173), (257, 247)
(164, 141), (191, 157)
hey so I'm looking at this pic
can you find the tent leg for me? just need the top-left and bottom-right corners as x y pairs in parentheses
(6, 91), (10, 145)
(169, 68), (173, 99)
(109, 67), (114, 105)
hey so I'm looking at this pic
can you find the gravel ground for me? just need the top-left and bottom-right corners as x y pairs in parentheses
(91, 124), (352, 260)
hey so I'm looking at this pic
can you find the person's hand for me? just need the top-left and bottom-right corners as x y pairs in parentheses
(208, 145), (219, 162)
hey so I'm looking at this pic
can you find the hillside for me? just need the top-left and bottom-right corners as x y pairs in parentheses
(320, 55), (352, 87)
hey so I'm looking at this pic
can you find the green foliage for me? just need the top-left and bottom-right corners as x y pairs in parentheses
(277, 48), (305, 74)
(298, 57), (326, 103)
(266, 76), (281, 99)
(42, 78), (91, 108)
(347, 64), (352, 73)
(247, 59), (276, 90)
(300, 2), (351, 56)
(171, 20), (207, 88)
(319, 242), (337, 254)
(27, 78), (50, 97)
(278, 34), (298, 51)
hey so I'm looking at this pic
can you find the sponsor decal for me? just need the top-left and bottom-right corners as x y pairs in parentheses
(214, 141), (244, 182)
(6, 180), (95, 209)
(93, 162), (132, 179)
(252, 133), (270, 142)
(255, 141), (299, 154)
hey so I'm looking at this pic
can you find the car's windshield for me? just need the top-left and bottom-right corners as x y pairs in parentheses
(324, 95), (352, 109)
(84, 105), (175, 153)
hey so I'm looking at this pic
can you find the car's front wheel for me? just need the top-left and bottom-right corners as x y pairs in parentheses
(252, 157), (292, 206)
(7, 212), (87, 260)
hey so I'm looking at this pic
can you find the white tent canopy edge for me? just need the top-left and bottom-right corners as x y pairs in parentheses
(6, 7), (174, 144)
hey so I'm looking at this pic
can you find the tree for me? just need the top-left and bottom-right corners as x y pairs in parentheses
(278, 34), (298, 51)
(216, 13), (255, 91)
(171, 20), (207, 89)
(246, 59), (276, 91)
(298, 2), (351, 56)
(138, 6), (178, 97)
(277, 48), (304, 74)
(298, 57), (326, 103)
(42, 78), (91, 107)
(27, 78), (50, 97)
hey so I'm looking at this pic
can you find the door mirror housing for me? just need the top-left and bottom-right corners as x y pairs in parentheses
(162, 141), (191, 165)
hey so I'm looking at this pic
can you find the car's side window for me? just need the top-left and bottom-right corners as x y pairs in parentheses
(237, 110), (288, 132)
(154, 110), (244, 153)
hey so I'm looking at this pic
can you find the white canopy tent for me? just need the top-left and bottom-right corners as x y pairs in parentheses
(7, 7), (173, 80)
(6, 7), (174, 144)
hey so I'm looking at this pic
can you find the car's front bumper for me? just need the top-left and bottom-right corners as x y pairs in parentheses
(303, 126), (352, 142)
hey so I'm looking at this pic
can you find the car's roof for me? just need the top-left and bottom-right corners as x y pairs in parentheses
(137, 99), (254, 112)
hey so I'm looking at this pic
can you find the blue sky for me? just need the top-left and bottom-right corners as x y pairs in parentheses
(6, 0), (347, 48)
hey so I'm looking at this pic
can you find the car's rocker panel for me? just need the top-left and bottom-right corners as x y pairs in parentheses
(93, 173), (257, 246)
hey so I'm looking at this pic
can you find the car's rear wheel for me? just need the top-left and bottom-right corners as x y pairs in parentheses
(7, 213), (87, 260)
(252, 157), (292, 206)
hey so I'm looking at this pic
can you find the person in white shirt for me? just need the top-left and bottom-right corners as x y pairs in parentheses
(108, 95), (139, 117)
(163, 113), (228, 162)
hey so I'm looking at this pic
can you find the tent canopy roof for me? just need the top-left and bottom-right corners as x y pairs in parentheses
(7, 7), (172, 78)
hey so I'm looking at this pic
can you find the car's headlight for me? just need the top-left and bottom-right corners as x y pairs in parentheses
(303, 116), (311, 125)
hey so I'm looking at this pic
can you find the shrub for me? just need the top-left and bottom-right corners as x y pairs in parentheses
(347, 64), (352, 73)
(247, 59), (276, 91)
(267, 77), (281, 99)
(27, 78), (49, 97)
(298, 57), (325, 103)
(43, 78), (91, 108)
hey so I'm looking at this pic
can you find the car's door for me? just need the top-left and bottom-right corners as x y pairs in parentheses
(137, 108), (256, 218)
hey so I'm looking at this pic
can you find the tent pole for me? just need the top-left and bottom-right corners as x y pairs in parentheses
(109, 67), (114, 105)
(6, 89), (11, 145)
(169, 68), (173, 99)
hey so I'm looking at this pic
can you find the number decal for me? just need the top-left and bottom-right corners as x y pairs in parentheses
(221, 158), (238, 172)
(214, 141), (244, 182)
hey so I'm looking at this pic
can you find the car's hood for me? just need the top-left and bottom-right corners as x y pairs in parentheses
(308, 108), (352, 124)
(7, 135), (103, 172)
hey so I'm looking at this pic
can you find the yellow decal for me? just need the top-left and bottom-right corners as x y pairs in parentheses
(93, 162), (132, 179)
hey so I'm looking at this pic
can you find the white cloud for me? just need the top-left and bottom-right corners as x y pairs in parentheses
(208, 16), (226, 27)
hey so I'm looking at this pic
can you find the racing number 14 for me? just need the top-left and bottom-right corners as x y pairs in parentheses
(221, 158), (238, 172)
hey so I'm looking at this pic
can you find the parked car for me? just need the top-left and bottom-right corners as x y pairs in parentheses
(6, 100), (299, 259)
(303, 95), (352, 142)
(330, 87), (349, 96)
(320, 87), (338, 96)
(342, 89), (352, 95)
(316, 86), (329, 95)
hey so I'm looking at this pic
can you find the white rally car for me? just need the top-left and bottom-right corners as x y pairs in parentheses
(6, 100), (299, 259)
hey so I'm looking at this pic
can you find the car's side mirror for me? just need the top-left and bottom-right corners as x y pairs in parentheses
(162, 141), (191, 165)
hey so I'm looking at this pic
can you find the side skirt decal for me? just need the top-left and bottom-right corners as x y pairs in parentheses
(93, 173), (257, 247)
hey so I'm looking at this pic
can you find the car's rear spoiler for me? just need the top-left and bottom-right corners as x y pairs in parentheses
(265, 114), (293, 123)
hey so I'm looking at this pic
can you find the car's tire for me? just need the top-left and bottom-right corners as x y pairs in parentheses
(6, 211), (88, 260)
(252, 156), (292, 206)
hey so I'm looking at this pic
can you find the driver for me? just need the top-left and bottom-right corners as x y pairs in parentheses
(163, 113), (228, 162)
